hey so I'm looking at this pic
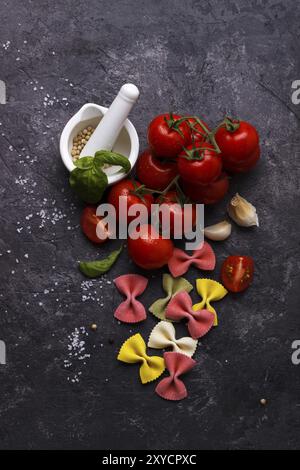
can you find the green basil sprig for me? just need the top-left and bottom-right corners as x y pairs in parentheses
(79, 246), (122, 278)
(94, 150), (131, 172)
(69, 151), (131, 203)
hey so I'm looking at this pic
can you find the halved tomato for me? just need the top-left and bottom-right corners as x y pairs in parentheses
(221, 255), (254, 293)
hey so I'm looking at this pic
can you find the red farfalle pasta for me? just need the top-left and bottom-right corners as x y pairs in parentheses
(166, 291), (215, 339)
(155, 352), (196, 401)
(114, 274), (148, 323)
(168, 241), (216, 278)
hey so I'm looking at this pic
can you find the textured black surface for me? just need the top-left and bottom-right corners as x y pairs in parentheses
(0, 0), (299, 450)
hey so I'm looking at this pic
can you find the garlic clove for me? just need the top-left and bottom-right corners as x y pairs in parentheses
(204, 220), (232, 241)
(227, 193), (259, 227)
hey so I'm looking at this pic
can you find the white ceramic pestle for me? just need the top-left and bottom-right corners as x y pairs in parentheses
(80, 83), (140, 157)
(59, 103), (139, 184)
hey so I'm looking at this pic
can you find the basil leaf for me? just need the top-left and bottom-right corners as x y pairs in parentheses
(69, 150), (130, 203)
(94, 150), (131, 174)
(79, 246), (123, 278)
(69, 165), (108, 203)
(74, 156), (94, 169)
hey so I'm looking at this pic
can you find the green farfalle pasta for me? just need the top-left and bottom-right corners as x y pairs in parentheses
(149, 273), (193, 321)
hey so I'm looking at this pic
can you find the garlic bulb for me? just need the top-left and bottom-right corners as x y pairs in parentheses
(227, 193), (259, 227)
(204, 220), (232, 241)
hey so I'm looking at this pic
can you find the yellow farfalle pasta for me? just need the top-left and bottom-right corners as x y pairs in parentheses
(117, 333), (165, 384)
(193, 278), (228, 326)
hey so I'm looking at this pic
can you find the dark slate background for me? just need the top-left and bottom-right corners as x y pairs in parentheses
(0, 0), (299, 450)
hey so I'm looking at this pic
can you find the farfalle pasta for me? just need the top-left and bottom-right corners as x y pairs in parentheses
(168, 241), (216, 278)
(149, 273), (193, 321)
(166, 291), (215, 339)
(114, 274), (148, 323)
(117, 333), (165, 384)
(148, 321), (198, 357)
(155, 352), (196, 401)
(193, 278), (228, 326)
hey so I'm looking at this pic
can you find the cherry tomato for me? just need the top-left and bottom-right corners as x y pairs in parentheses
(187, 117), (210, 144)
(128, 224), (174, 270)
(107, 179), (154, 224)
(177, 142), (223, 185)
(155, 190), (196, 236)
(136, 149), (178, 191)
(147, 113), (191, 159)
(180, 172), (229, 205)
(221, 255), (254, 293)
(215, 119), (260, 172)
(80, 206), (110, 244)
(223, 146), (260, 173)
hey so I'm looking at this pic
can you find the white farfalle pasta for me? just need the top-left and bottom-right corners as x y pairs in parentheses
(148, 321), (198, 357)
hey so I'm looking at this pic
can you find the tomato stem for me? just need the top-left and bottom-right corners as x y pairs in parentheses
(164, 112), (185, 138)
(176, 115), (221, 155)
(212, 116), (240, 135)
(134, 175), (180, 198)
(155, 176), (189, 207)
(160, 175), (180, 195)
(174, 179), (190, 205)
(181, 143), (220, 161)
(224, 117), (240, 132)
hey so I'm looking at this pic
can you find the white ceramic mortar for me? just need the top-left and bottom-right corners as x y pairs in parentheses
(60, 85), (140, 185)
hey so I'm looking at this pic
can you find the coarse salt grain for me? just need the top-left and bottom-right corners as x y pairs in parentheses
(64, 327), (91, 383)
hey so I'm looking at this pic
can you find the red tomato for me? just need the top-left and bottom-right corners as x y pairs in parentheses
(155, 190), (196, 236)
(128, 224), (174, 270)
(147, 113), (191, 159)
(187, 117), (210, 144)
(221, 255), (254, 293)
(136, 149), (178, 191)
(80, 206), (110, 244)
(215, 119), (260, 172)
(107, 179), (154, 223)
(180, 172), (229, 205)
(177, 142), (223, 185)
(223, 146), (260, 173)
